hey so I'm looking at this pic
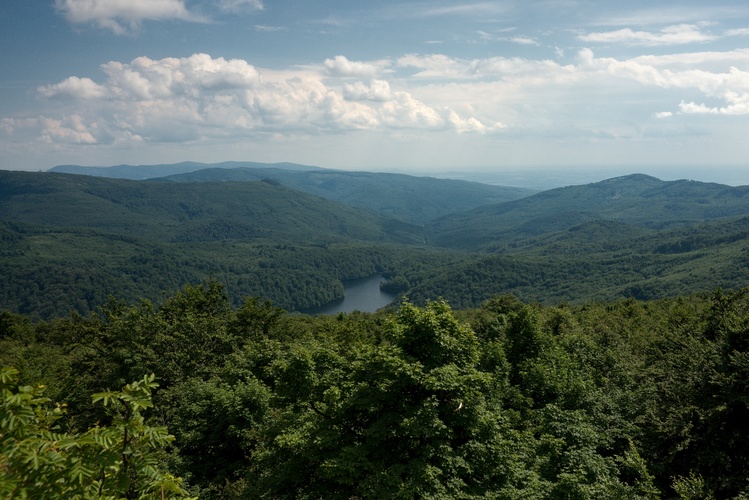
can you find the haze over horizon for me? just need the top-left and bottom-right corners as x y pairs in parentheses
(2, 1), (749, 186)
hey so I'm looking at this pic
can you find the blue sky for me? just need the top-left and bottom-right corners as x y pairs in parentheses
(2, 1), (749, 184)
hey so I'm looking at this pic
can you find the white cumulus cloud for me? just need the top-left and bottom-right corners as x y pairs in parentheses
(343, 80), (393, 102)
(25, 45), (749, 156)
(180, 53), (262, 90)
(41, 115), (99, 144)
(323, 56), (387, 78)
(679, 99), (749, 115)
(98, 54), (262, 100)
(578, 49), (749, 115)
(38, 76), (108, 99)
(30, 53), (487, 147)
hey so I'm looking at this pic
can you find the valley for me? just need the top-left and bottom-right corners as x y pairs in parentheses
(2, 163), (749, 318)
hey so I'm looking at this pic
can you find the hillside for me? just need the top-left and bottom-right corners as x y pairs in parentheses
(4, 169), (749, 318)
(154, 166), (535, 224)
(0, 170), (420, 245)
(401, 215), (749, 307)
(0, 223), (464, 318)
(48, 162), (536, 225)
(427, 174), (749, 250)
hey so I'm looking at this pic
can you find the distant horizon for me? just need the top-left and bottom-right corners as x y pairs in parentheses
(34, 159), (749, 191)
(2, 1), (749, 183)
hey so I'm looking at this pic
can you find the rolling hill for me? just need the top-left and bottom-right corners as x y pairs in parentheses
(4, 168), (749, 319)
(153, 166), (535, 224)
(0, 170), (420, 245)
(403, 215), (749, 307)
(48, 162), (536, 225)
(427, 174), (749, 251)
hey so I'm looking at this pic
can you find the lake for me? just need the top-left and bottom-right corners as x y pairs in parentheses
(302, 274), (396, 315)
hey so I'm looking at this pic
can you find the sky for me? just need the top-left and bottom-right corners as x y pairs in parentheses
(2, 1), (749, 185)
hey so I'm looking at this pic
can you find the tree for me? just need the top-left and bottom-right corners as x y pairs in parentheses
(0, 367), (192, 499)
(250, 301), (545, 498)
(161, 375), (271, 497)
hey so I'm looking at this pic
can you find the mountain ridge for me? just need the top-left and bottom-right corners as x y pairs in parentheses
(46, 162), (536, 224)
(151, 166), (534, 224)
(0, 170), (421, 245)
(48, 161), (324, 180)
(427, 173), (749, 250)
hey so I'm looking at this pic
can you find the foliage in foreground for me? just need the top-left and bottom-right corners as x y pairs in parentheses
(0, 368), (191, 499)
(2, 282), (749, 498)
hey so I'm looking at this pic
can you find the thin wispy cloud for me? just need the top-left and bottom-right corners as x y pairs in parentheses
(726, 28), (749, 36)
(509, 36), (540, 46)
(217, 0), (264, 13)
(591, 6), (749, 27)
(55, 0), (203, 34)
(254, 25), (285, 32)
(579, 24), (717, 46)
(420, 2), (509, 17)
(477, 31), (540, 46)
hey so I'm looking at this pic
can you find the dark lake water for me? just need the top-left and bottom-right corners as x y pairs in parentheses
(302, 274), (396, 315)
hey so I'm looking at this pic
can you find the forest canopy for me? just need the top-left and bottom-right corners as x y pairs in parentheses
(2, 282), (749, 498)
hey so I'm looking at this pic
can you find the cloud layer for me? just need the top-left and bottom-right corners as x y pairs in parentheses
(18, 54), (496, 147)
(4, 1), (749, 172)
(5, 45), (746, 153)
(54, 0), (264, 33)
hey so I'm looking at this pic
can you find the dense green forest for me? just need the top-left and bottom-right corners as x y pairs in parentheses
(3, 165), (749, 497)
(427, 174), (749, 250)
(49, 161), (534, 225)
(0, 226), (467, 319)
(3, 282), (749, 498)
(4, 168), (749, 319)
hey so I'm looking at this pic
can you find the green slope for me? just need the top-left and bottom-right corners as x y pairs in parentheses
(427, 174), (749, 250)
(154, 166), (536, 225)
(402, 215), (749, 307)
(0, 218), (466, 319)
(0, 171), (421, 245)
(5, 170), (749, 319)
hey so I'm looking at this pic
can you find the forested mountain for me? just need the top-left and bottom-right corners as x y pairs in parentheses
(3, 169), (749, 319)
(49, 162), (535, 225)
(0, 220), (466, 319)
(0, 170), (420, 244)
(428, 174), (749, 250)
(154, 166), (534, 224)
(0, 170), (469, 318)
(403, 216), (749, 307)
